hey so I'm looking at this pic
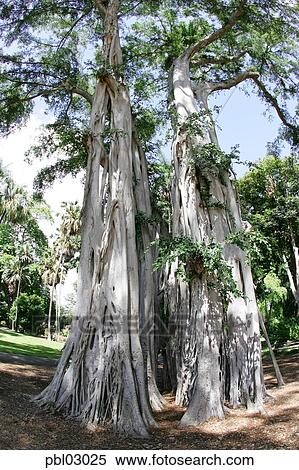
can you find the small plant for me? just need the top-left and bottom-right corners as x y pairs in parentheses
(135, 211), (160, 240)
(153, 236), (242, 300)
(226, 229), (249, 250)
(47, 401), (57, 414)
(182, 108), (215, 139)
(188, 143), (240, 176)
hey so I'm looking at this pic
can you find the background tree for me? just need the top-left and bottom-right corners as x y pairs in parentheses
(0, 168), (51, 331)
(43, 201), (81, 341)
(238, 155), (299, 315)
(10, 293), (46, 334)
(238, 155), (299, 346)
(0, 163), (30, 225)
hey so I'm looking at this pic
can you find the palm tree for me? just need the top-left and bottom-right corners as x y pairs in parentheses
(3, 243), (32, 330)
(60, 201), (81, 238)
(0, 177), (30, 225)
(40, 251), (58, 340)
(40, 202), (81, 341)
(54, 202), (81, 340)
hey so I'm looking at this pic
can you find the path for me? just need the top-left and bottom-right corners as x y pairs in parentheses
(0, 351), (58, 367)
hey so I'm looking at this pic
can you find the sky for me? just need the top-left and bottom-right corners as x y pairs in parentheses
(211, 87), (290, 176)
(0, 113), (85, 235)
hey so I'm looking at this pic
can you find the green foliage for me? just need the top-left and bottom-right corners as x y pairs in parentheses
(96, 60), (125, 81)
(184, 111), (212, 139)
(147, 162), (172, 226)
(226, 227), (273, 273)
(0, 169), (51, 327)
(0, 177), (30, 224)
(10, 293), (46, 333)
(153, 236), (241, 300)
(124, 0), (299, 151)
(0, 82), (33, 136)
(39, 200), (81, 319)
(259, 271), (288, 333)
(135, 211), (159, 240)
(267, 316), (299, 346)
(24, 119), (88, 193)
(238, 155), (299, 312)
(0, 224), (15, 255)
(0, 0), (298, 177)
(162, 17), (213, 69)
(189, 143), (240, 176)
(133, 107), (166, 157)
(187, 143), (240, 211)
(238, 155), (299, 244)
(263, 272), (287, 304)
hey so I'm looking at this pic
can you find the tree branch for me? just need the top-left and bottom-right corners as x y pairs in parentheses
(207, 70), (259, 94)
(70, 86), (93, 105)
(183, 0), (246, 61)
(57, 9), (92, 50)
(120, 0), (143, 17)
(193, 51), (246, 67)
(93, 0), (107, 17)
(19, 88), (64, 102)
(0, 82), (93, 106)
(253, 76), (299, 145)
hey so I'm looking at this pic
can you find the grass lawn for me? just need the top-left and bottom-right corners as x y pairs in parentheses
(0, 327), (63, 359)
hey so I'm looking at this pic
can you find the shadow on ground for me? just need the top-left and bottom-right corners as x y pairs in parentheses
(0, 352), (298, 449)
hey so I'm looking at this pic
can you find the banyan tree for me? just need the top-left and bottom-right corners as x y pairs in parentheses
(0, 0), (298, 436)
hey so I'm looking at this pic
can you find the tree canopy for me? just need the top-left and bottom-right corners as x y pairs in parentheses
(238, 154), (299, 320)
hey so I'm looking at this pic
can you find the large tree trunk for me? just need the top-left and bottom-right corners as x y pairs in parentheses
(166, 56), (264, 427)
(133, 135), (166, 411)
(35, 0), (157, 437)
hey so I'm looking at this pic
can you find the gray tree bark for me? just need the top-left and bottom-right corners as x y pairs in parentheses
(35, 0), (159, 437)
(166, 46), (264, 426)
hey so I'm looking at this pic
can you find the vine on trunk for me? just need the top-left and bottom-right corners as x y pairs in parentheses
(153, 236), (242, 299)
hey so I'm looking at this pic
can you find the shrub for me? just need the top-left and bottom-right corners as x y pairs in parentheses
(9, 293), (46, 333)
(267, 315), (299, 345)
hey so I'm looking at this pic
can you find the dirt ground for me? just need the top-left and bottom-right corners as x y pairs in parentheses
(0, 352), (298, 450)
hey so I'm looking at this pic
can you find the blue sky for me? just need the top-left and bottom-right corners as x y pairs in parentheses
(211, 87), (290, 177)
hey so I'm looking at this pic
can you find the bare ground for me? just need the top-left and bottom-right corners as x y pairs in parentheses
(0, 352), (298, 450)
